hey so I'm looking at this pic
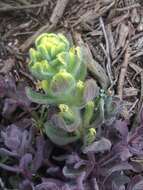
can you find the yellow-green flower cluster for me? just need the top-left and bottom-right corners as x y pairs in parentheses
(27, 33), (87, 106)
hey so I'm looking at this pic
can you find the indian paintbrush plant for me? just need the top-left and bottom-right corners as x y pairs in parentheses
(26, 33), (120, 147)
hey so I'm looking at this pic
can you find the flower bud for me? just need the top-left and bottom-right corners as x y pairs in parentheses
(59, 104), (75, 124)
(35, 33), (70, 61)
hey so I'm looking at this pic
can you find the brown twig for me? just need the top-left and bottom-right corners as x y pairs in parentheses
(106, 24), (116, 60)
(112, 40), (129, 65)
(72, 1), (115, 27)
(16, 0), (30, 5)
(137, 71), (143, 112)
(0, 2), (50, 12)
(3, 21), (32, 39)
(128, 99), (139, 114)
(100, 17), (113, 85)
(116, 3), (140, 12)
(111, 12), (129, 27)
(19, 69), (36, 84)
(131, 32), (143, 41)
(130, 51), (143, 60)
(129, 62), (142, 75)
(117, 46), (130, 99)
(140, 71), (143, 101)
(116, 23), (129, 50)
(20, 0), (70, 52)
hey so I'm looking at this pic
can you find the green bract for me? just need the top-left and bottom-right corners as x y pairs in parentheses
(27, 33), (87, 106)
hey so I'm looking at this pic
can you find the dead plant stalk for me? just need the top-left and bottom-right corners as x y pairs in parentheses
(100, 17), (113, 85)
(117, 46), (130, 99)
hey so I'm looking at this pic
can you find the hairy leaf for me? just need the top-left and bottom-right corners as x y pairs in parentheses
(44, 122), (79, 145)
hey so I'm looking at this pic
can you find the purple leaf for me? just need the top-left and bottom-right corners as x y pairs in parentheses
(91, 178), (99, 190)
(66, 153), (81, 165)
(0, 75), (6, 97)
(31, 136), (45, 172)
(19, 179), (34, 190)
(113, 142), (132, 161)
(19, 153), (32, 170)
(103, 162), (134, 184)
(35, 178), (69, 190)
(0, 163), (21, 173)
(83, 79), (99, 103)
(1, 125), (33, 156)
(83, 138), (111, 154)
(0, 148), (18, 157)
(112, 183), (125, 190)
(127, 175), (143, 190)
(77, 172), (86, 190)
(1, 125), (23, 152)
(19, 153), (33, 178)
(114, 120), (129, 138)
(63, 166), (83, 179)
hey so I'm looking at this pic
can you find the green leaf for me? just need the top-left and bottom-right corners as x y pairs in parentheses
(29, 48), (42, 63)
(26, 87), (57, 104)
(83, 101), (95, 127)
(40, 80), (49, 94)
(35, 33), (51, 47)
(37, 45), (51, 61)
(83, 128), (96, 147)
(58, 33), (70, 50)
(52, 107), (81, 132)
(76, 61), (87, 81)
(83, 138), (111, 154)
(90, 96), (105, 127)
(35, 33), (70, 59)
(44, 122), (79, 145)
(51, 44), (68, 59)
(66, 47), (86, 80)
(29, 60), (57, 80)
(73, 47), (87, 81)
(57, 52), (69, 66)
(59, 104), (76, 123)
(50, 70), (76, 96)
(26, 87), (76, 106)
(72, 81), (85, 106)
(83, 79), (99, 103)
